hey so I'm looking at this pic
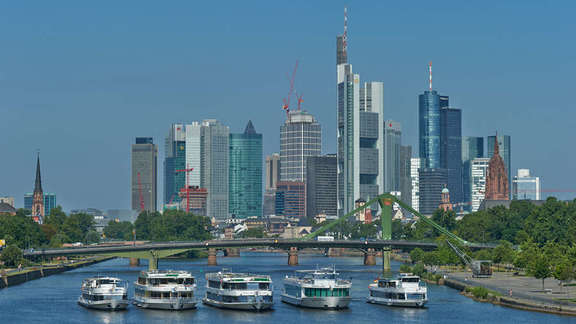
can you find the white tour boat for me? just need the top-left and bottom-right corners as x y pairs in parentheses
(203, 270), (273, 311)
(282, 267), (352, 309)
(78, 276), (129, 311)
(367, 273), (428, 308)
(134, 270), (197, 310)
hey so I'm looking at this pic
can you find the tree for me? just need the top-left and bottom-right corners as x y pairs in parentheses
(410, 248), (425, 264)
(85, 230), (100, 244)
(240, 227), (265, 239)
(1, 245), (23, 268)
(104, 221), (134, 241)
(529, 253), (551, 291)
(399, 264), (412, 273)
(432, 209), (457, 232)
(553, 258), (574, 293)
(492, 241), (515, 264)
(514, 241), (539, 269)
(45, 206), (67, 231)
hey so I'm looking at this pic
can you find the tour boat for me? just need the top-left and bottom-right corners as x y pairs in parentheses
(133, 270), (197, 310)
(203, 270), (273, 311)
(282, 266), (352, 309)
(78, 276), (129, 311)
(367, 273), (428, 307)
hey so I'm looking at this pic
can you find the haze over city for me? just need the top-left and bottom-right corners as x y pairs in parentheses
(1, 0), (575, 210)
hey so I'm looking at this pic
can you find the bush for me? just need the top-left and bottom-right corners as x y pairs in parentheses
(469, 286), (489, 299)
(0, 245), (23, 268)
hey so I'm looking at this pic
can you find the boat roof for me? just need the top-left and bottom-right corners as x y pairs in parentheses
(139, 270), (193, 278)
(206, 271), (271, 282)
(83, 276), (123, 282)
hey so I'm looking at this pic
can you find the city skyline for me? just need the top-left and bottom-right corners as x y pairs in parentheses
(1, 2), (574, 209)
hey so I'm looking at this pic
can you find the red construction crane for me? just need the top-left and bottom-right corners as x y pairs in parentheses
(282, 60), (299, 118)
(175, 166), (194, 213)
(137, 172), (145, 212)
(296, 93), (304, 111)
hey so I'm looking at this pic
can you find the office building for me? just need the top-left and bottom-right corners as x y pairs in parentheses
(280, 110), (321, 182)
(399, 146), (412, 206)
(471, 158), (490, 212)
(276, 181), (306, 219)
(131, 137), (157, 212)
(229, 121), (263, 219)
(410, 158), (422, 211)
(440, 107), (463, 203)
(336, 17), (384, 216)
(487, 135), (511, 196)
(418, 168), (448, 215)
(419, 90), (443, 169)
(165, 120), (229, 220)
(384, 120), (401, 193)
(265, 153), (280, 191)
(462, 136), (484, 208)
(178, 186), (208, 217)
(513, 169), (541, 200)
(306, 154), (337, 219)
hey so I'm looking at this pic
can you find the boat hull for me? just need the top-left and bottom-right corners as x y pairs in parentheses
(367, 296), (427, 308)
(281, 294), (351, 309)
(134, 298), (197, 310)
(202, 298), (273, 311)
(77, 298), (129, 311)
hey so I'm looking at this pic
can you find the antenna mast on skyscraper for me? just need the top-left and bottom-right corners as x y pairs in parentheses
(282, 60), (299, 118)
(343, 7), (348, 54)
(429, 61), (433, 90)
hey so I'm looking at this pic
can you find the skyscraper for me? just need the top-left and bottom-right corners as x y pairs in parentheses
(201, 120), (230, 221)
(513, 169), (541, 200)
(399, 146), (412, 206)
(440, 107), (463, 203)
(418, 168), (448, 216)
(487, 135), (511, 196)
(462, 136), (484, 207)
(131, 137), (157, 212)
(485, 138), (509, 201)
(471, 158), (490, 212)
(229, 121), (263, 219)
(306, 154), (337, 219)
(410, 158), (422, 211)
(276, 181), (306, 219)
(336, 13), (384, 216)
(265, 153), (280, 191)
(164, 124), (186, 205)
(419, 91), (442, 169)
(280, 110), (321, 183)
(384, 120), (401, 193)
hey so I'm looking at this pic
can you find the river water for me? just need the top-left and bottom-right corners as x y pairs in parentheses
(0, 253), (573, 323)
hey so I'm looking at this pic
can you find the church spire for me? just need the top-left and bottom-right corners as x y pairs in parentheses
(34, 154), (43, 193)
(493, 132), (500, 156)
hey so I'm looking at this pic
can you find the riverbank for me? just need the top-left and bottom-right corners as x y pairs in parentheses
(0, 256), (113, 289)
(443, 274), (576, 316)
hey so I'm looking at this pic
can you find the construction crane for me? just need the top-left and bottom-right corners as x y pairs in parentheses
(282, 60), (299, 118)
(296, 93), (304, 111)
(137, 172), (145, 212)
(175, 166), (194, 213)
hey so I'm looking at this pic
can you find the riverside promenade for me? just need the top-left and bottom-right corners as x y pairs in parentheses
(445, 271), (576, 315)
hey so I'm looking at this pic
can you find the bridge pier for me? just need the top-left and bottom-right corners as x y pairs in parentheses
(288, 247), (298, 266)
(224, 248), (240, 257)
(207, 248), (218, 266)
(129, 258), (140, 267)
(382, 247), (391, 273)
(363, 248), (376, 266)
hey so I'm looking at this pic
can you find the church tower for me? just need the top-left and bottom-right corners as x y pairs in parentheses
(32, 155), (44, 224)
(485, 134), (509, 200)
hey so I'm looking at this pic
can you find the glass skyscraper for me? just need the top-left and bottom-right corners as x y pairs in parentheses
(131, 137), (157, 212)
(462, 136), (484, 207)
(384, 120), (401, 193)
(229, 121), (263, 219)
(419, 91), (443, 169)
(280, 110), (321, 182)
(418, 168), (448, 215)
(440, 107), (462, 203)
(487, 135), (511, 197)
(512, 169), (541, 200)
(164, 124), (186, 205)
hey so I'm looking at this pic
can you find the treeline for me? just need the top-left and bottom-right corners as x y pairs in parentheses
(0, 207), (99, 249)
(103, 210), (212, 242)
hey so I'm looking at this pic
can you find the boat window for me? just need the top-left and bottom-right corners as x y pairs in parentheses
(137, 277), (146, 285)
(402, 277), (420, 283)
(98, 279), (116, 285)
(407, 293), (425, 300)
(184, 278), (194, 285)
(223, 282), (247, 290)
(258, 283), (270, 290)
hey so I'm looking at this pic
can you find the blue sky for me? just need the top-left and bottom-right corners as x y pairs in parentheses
(0, 1), (575, 210)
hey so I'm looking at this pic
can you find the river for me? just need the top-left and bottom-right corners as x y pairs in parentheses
(0, 253), (572, 323)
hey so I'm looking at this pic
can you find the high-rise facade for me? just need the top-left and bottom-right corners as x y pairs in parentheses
(487, 135), (511, 196)
(419, 90), (444, 169)
(276, 181), (306, 219)
(336, 19), (384, 216)
(513, 169), (541, 200)
(131, 137), (157, 212)
(280, 111), (321, 183)
(165, 120), (229, 220)
(410, 158), (422, 211)
(229, 121), (263, 219)
(418, 168), (448, 215)
(471, 158), (490, 212)
(384, 120), (401, 193)
(399, 146), (412, 206)
(462, 136), (484, 207)
(306, 154), (337, 219)
(440, 107), (462, 203)
(265, 153), (280, 191)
